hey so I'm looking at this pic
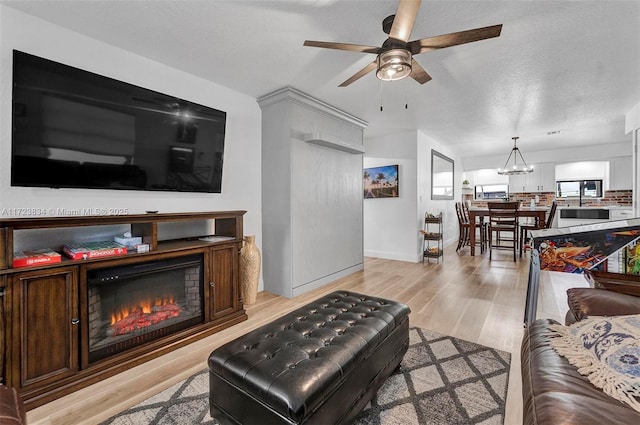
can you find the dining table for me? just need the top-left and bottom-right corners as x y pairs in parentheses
(468, 206), (550, 256)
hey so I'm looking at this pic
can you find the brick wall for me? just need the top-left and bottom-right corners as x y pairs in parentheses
(464, 189), (632, 208)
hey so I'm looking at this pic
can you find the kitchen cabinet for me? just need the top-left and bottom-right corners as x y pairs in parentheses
(533, 163), (556, 192)
(509, 163), (555, 193)
(610, 208), (634, 221)
(508, 173), (527, 193)
(557, 207), (634, 227)
(469, 169), (509, 186)
(610, 157), (633, 190)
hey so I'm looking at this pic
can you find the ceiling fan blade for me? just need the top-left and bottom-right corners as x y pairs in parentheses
(339, 61), (378, 87)
(410, 59), (431, 84)
(407, 24), (503, 55)
(389, 0), (422, 42)
(304, 40), (381, 54)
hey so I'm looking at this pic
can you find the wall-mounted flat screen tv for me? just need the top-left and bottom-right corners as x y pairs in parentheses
(11, 50), (226, 193)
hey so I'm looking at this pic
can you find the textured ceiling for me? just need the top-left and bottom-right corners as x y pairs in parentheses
(3, 0), (640, 160)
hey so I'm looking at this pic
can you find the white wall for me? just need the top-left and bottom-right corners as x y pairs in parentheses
(625, 101), (640, 134)
(259, 88), (365, 297)
(627, 100), (640, 215)
(462, 142), (631, 171)
(0, 6), (263, 285)
(364, 131), (417, 262)
(364, 130), (460, 262)
(417, 131), (460, 250)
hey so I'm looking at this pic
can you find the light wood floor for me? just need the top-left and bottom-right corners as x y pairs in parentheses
(27, 245), (588, 425)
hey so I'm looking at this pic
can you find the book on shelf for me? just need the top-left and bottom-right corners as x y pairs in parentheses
(63, 241), (128, 260)
(13, 248), (62, 268)
(198, 235), (234, 243)
(133, 243), (150, 253)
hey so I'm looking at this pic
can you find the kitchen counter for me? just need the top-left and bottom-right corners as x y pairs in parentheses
(557, 205), (633, 227)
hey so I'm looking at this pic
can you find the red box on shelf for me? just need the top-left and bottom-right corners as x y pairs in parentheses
(63, 241), (127, 260)
(13, 249), (62, 268)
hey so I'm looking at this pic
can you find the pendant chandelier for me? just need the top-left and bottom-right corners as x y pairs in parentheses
(497, 136), (533, 175)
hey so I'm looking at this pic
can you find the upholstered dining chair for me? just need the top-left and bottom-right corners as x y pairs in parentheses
(488, 201), (520, 261)
(520, 201), (558, 257)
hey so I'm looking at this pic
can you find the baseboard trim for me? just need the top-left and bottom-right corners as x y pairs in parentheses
(291, 263), (364, 297)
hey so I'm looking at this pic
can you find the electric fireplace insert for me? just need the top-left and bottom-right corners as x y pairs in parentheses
(86, 254), (204, 363)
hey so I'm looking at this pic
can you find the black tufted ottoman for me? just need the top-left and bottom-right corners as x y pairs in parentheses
(208, 291), (410, 425)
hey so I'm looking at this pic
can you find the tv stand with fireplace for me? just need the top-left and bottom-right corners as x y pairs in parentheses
(0, 211), (247, 410)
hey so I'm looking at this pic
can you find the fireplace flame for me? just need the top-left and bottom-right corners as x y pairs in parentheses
(108, 297), (182, 337)
(110, 297), (177, 324)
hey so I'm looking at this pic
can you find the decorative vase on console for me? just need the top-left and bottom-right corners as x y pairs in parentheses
(240, 235), (261, 305)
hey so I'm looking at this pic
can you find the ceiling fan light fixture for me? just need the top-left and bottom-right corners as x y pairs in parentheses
(376, 49), (412, 81)
(497, 136), (534, 175)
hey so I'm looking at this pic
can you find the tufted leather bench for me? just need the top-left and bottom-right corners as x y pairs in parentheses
(208, 291), (410, 425)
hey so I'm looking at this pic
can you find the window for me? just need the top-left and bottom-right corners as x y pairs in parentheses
(475, 184), (509, 200)
(556, 180), (603, 198)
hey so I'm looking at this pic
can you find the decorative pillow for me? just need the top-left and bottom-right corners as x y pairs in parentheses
(549, 315), (640, 413)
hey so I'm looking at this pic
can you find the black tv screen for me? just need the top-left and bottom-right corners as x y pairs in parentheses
(11, 50), (226, 193)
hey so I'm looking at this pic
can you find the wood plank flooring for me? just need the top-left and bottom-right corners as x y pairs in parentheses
(26, 245), (589, 425)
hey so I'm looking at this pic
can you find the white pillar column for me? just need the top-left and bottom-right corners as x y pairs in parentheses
(625, 102), (640, 217)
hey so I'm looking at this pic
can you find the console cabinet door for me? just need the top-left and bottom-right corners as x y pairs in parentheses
(208, 243), (240, 320)
(8, 267), (79, 390)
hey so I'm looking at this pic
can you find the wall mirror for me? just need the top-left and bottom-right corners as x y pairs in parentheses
(431, 150), (454, 200)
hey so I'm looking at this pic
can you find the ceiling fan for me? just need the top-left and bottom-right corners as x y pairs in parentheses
(303, 0), (502, 87)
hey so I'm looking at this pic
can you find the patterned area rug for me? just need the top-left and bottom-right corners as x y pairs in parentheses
(101, 327), (510, 425)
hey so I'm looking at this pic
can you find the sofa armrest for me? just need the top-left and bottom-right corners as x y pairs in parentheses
(584, 270), (640, 296)
(565, 287), (640, 325)
(522, 318), (640, 425)
(0, 385), (26, 425)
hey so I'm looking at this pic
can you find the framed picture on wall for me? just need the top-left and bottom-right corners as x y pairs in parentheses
(364, 164), (399, 198)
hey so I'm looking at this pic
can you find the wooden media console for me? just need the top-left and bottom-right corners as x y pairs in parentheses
(0, 211), (247, 409)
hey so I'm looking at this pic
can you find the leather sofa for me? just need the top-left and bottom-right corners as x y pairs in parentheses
(522, 286), (640, 425)
(0, 385), (26, 425)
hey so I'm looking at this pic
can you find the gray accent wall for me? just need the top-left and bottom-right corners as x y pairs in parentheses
(258, 87), (367, 298)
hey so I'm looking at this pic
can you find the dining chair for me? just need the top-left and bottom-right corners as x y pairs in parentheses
(488, 201), (520, 261)
(455, 202), (469, 252)
(520, 201), (558, 257)
(464, 202), (488, 253)
(455, 202), (486, 253)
